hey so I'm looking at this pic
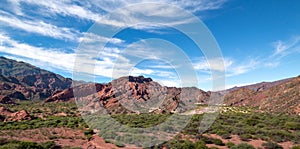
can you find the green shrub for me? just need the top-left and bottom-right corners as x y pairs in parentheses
(285, 122), (300, 130)
(198, 136), (213, 144)
(41, 141), (59, 149)
(240, 134), (252, 141)
(292, 146), (300, 149)
(212, 138), (224, 146)
(19, 141), (43, 149)
(114, 141), (125, 148)
(262, 141), (283, 149)
(195, 140), (208, 149)
(221, 133), (231, 139)
(164, 139), (195, 149)
(226, 142), (235, 148)
(231, 143), (255, 149)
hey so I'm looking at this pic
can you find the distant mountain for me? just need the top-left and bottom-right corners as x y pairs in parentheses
(1, 56), (299, 115)
(224, 75), (300, 114)
(0, 57), (72, 101)
(0, 56), (49, 77)
(46, 74), (300, 115)
(223, 78), (292, 93)
(46, 76), (209, 114)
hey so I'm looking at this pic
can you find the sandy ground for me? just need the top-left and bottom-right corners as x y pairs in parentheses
(0, 128), (297, 149)
(203, 133), (296, 149)
(0, 128), (141, 149)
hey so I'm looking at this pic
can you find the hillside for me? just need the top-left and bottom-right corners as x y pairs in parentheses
(0, 56), (49, 77)
(0, 56), (300, 115)
(47, 76), (209, 114)
(0, 57), (72, 101)
(224, 75), (300, 114)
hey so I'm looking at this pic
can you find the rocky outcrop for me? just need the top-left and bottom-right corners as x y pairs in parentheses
(0, 106), (13, 116)
(48, 76), (209, 114)
(0, 95), (15, 104)
(0, 107), (32, 122)
(45, 88), (74, 102)
(4, 110), (32, 122)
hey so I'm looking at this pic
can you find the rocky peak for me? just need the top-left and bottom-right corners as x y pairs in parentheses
(128, 76), (153, 83)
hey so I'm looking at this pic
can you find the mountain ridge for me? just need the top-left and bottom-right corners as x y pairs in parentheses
(0, 56), (299, 115)
(0, 57), (72, 101)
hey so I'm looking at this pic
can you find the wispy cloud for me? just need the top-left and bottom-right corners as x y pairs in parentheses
(79, 33), (124, 45)
(0, 33), (76, 70)
(193, 57), (232, 72)
(10, 0), (103, 22)
(90, 0), (227, 13)
(7, 0), (227, 29)
(227, 59), (258, 77)
(271, 36), (300, 57)
(193, 57), (259, 77)
(264, 36), (300, 68)
(0, 33), (181, 86)
(0, 0), (228, 88)
(0, 10), (80, 41)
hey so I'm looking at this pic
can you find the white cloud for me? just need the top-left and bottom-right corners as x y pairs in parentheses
(0, 33), (76, 70)
(193, 57), (233, 72)
(14, 0), (103, 22)
(157, 79), (181, 87)
(227, 60), (258, 77)
(90, 0), (226, 13)
(129, 68), (154, 76)
(272, 36), (300, 57)
(7, 0), (23, 16)
(0, 33), (181, 86)
(0, 0), (229, 87)
(262, 36), (300, 68)
(0, 10), (79, 41)
(8, 0), (226, 29)
(79, 33), (124, 44)
(193, 57), (259, 77)
(264, 61), (280, 68)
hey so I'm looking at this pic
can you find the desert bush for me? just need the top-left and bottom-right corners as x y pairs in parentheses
(226, 142), (235, 148)
(285, 122), (300, 130)
(195, 140), (208, 149)
(292, 146), (300, 149)
(163, 139), (196, 149)
(41, 141), (59, 149)
(240, 134), (252, 141)
(212, 138), (224, 146)
(230, 143), (255, 149)
(262, 141), (283, 149)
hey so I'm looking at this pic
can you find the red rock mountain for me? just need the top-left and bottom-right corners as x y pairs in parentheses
(0, 57), (72, 101)
(224, 76), (300, 114)
(47, 76), (209, 114)
(1, 56), (300, 115)
(46, 74), (300, 115)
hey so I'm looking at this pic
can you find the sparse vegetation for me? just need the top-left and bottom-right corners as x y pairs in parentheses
(0, 139), (60, 149)
(262, 141), (283, 149)
(0, 116), (87, 130)
(1, 101), (300, 148)
(230, 143), (255, 149)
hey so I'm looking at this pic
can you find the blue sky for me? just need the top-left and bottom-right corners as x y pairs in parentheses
(0, 0), (300, 91)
